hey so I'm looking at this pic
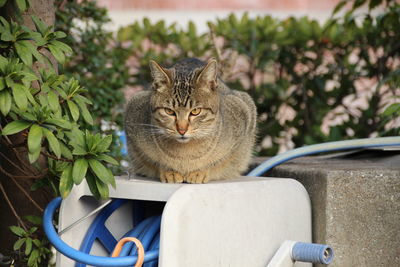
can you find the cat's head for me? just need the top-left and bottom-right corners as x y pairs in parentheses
(149, 58), (220, 143)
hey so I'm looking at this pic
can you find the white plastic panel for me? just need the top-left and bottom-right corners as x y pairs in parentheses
(159, 178), (311, 267)
(57, 176), (311, 267)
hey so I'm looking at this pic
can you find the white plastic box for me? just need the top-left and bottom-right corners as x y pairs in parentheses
(57, 176), (312, 267)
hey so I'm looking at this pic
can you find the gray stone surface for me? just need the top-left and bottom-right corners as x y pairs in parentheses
(253, 149), (400, 267)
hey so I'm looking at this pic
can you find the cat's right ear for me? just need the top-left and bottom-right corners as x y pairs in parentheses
(149, 60), (173, 90)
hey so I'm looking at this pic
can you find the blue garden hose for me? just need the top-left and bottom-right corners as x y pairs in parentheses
(44, 136), (400, 266)
(44, 197), (142, 267)
(248, 136), (400, 176)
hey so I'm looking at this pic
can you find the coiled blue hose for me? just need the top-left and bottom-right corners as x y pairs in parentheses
(44, 136), (400, 266)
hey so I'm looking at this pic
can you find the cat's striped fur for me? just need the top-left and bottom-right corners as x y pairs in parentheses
(125, 58), (257, 183)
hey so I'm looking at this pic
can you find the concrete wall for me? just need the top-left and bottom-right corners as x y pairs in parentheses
(254, 149), (400, 266)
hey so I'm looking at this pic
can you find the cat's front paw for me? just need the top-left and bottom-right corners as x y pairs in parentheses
(185, 171), (209, 184)
(160, 170), (184, 183)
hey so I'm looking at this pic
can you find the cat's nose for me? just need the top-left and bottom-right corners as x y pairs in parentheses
(177, 128), (187, 135)
(176, 121), (188, 135)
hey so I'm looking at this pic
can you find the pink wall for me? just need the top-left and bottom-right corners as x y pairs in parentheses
(97, 0), (341, 11)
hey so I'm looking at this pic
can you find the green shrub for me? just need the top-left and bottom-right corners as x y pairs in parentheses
(0, 0), (120, 265)
(55, 0), (130, 171)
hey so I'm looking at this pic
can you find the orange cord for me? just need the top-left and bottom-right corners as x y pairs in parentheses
(111, 237), (145, 267)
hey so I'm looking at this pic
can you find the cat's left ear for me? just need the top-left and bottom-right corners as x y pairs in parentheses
(196, 58), (218, 91)
(149, 60), (173, 89)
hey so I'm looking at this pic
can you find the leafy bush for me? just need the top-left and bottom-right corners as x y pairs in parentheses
(0, 1), (119, 264)
(118, 0), (399, 155)
(0, 0), (123, 265)
(0, 14), (117, 197)
(55, 0), (130, 169)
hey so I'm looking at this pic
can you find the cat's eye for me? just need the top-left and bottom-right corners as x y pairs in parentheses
(164, 108), (175, 116)
(190, 108), (202, 116)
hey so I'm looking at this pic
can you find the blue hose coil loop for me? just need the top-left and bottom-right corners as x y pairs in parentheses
(118, 216), (155, 257)
(292, 242), (334, 264)
(43, 197), (146, 266)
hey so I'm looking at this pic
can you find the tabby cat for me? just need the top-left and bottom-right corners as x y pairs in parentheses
(125, 58), (257, 183)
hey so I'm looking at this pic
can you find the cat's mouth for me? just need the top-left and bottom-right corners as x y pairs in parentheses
(176, 136), (190, 143)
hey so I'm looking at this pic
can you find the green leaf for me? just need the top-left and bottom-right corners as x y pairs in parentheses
(332, 1), (347, 15)
(15, 41), (33, 66)
(95, 178), (109, 200)
(72, 158), (88, 185)
(16, 0), (27, 12)
(32, 239), (41, 247)
(5, 76), (14, 87)
(60, 141), (73, 159)
(0, 90), (12, 116)
(85, 172), (100, 199)
(19, 40), (43, 64)
(54, 31), (67, 39)
(12, 83), (28, 111)
(88, 159), (115, 187)
(74, 94), (92, 105)
(42, 128), (61, 158)
(27, 124), (43, 156)
(21, 112), (36, 121)
(106, 168), (116, 189)
(97, 154), (119, 166)
(31, 15), (47, 35)
(44, 118), (72, 129)
(25, 237), (32, 255)
(67, 100), (79, 121)
(0, 16), (10, 29)
(85, 132), (95, 151)
(382, 103), (400, 117)
(59, 165), (73, 198)
(48, 44), (65, 63)
(1, 30), (13, 42)
(27, 249), (39, 266)
(50, 40), (72, 54)
(0, 55), (7, 69)
(23, 215), (42, 225)
(72, 146), (87, 156)
(28, 149), (41, 164)
(13, 238), (26, 250)
(47, 90), (60, 112)
(75, 97), (93, 125)
(94, 135), (112, 153)
(28, 226), (37, 234)
(0, 77), (5, 90)
(9, 226), (25, 237)
(2, 120), (32, 135)
(0, 0), (7, 8)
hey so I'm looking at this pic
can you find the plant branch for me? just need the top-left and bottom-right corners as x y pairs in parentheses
(0, 181), (28, 232)
(40, 151), (73, 162)
(0, 151), (32, 176)
(0, 165), (45, 179)
(0, 126), (38, 174)
(10, 177), (44, 212)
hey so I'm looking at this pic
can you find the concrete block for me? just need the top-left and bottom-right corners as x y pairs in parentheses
(254, 149), (400, 267)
